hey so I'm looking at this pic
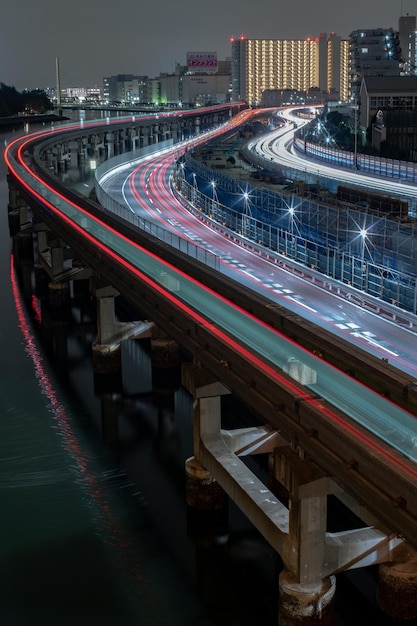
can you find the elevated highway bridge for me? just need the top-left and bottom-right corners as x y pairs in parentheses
(5, 106), (417, 623)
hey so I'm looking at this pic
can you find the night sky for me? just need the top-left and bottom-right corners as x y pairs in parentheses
(1, 0), (410, 91)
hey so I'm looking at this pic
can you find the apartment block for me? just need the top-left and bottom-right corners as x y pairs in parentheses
(231, 34), (349, 105)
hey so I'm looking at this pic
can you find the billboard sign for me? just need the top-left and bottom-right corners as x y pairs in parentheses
(187, 52), (218, 72)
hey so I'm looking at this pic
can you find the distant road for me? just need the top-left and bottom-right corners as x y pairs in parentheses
(249, 108), (417, 203)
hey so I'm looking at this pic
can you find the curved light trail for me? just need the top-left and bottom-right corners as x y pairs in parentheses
(249, 108), (417, 201)
(100, 129), (417, 382)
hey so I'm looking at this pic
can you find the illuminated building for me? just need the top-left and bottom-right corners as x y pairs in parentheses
(231, 34), (349, 105)
(349, 28), (401, 105)
(398, 14), (417, 75)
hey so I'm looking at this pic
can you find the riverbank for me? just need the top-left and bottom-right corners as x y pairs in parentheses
(0, 112), (69, 130)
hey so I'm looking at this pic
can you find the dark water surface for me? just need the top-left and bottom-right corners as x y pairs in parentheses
(0, 116), (389, 626)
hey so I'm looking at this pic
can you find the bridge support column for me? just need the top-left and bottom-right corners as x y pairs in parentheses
(183, 362), (227, 511)
(278, 571), (336, 626)
(33, 224), (51, 295)
(274, 446), (337, 623)
(377, 545), (417, 622)
(7, 183), (31, 237)
(91, 281), (122, 376)
(46, 241), (71, 311)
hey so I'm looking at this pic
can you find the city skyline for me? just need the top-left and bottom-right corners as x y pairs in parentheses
(1, 0), (410, 91)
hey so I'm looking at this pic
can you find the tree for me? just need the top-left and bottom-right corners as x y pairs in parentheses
(0, 83), (53, 116)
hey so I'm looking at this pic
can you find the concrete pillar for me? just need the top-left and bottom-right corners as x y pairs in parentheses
(275, 446), (329, 583)
(142, 127), (150, 147)
(8, 191), (31, 237)
(77, 146), (86, 165)
(377, 547), (417, 622)
(96, 290), (118, 344)
(36, 228), (49, 255)
(279, 571), (336, 626)
(50, 243), (65, 277)
(183, 362), (227, 511)
(91, 281), (122, 376)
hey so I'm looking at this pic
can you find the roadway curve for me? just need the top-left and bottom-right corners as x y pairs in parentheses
(99, 133), (417, 381)
(249, 107), (417, 203)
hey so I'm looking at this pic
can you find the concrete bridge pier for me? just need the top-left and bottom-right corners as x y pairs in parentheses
(33, 222), (52, 296)
(278, 572), (335, 626)
(105, 133), (115, 159)
(273, 446), (336, 625)
(44, 240), (71, 312)
(91, 280), (122, 376)
(77, 137), (87, 165)
(141, 127), (151, 147)
(183, 364), (228, 511)
(7, 181), (31, 238)
(90, 277), (154, 377)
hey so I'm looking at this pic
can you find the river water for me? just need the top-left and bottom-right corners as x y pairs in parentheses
(0, 112), (392, 626)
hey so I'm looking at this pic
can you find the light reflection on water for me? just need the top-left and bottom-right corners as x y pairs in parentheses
(4, 250), (209, 626)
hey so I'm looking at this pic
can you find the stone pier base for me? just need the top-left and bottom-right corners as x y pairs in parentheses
(13, 232), (33, 260)
(279, 571), (336, 626)
(34, 262), (50, 296)
(185, 456), (226, 511)
(92, 343), (122, 376)
(150, 337), (180, 369)
(378, 558), (417, 622)
(48, 281), (70, 310)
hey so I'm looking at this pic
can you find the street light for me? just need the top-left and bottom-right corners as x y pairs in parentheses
(360, 228), (367, 290)
(210, 180), (219, 221)
(288, 206), (295, 257)
(241, 191), (252, 238)
(191, 172), (198, 205)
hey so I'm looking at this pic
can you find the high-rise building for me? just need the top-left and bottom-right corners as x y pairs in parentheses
(348, 28), (401, 104)
(398, 14), (417, 75)
(231, 34), (349, 105)
(103, 74), (148, 104)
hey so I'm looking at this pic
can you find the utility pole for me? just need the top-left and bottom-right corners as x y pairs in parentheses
(55, 56), (62, 117)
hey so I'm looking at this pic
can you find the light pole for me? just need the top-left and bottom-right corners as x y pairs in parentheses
(191, 172), (198, 205)
(242, 191), (252, 238)
(210, 180), (219, 221)
(360, 228), (367, 290)
(288, 206), (295, 257)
